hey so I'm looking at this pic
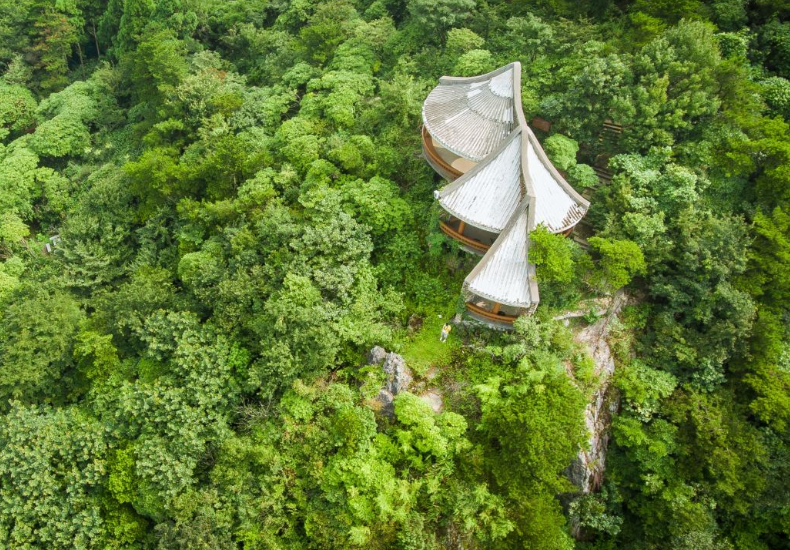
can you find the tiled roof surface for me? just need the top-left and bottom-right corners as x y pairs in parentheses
(464, 200), (536, 308)
(526, 137), (587, 232)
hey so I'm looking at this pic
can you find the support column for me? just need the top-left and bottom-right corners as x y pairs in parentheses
(458, 221), (466, 235)
(491, 302), (501, 314)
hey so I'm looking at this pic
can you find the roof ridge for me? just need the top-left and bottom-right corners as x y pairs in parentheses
(437, 61), (519, 86)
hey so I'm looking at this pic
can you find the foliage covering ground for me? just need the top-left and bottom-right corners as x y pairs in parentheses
(0, 0), (789, 549)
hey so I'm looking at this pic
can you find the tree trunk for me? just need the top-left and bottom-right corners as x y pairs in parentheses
(76, 42), (84, 76)
(92, 21), (101, 59)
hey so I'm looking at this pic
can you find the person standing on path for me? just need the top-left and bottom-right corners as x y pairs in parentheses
(440, 323), (451, 343)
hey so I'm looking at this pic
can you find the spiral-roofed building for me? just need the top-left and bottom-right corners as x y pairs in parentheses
(421, 62), (589, 328)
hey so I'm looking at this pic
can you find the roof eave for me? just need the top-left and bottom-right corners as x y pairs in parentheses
(464, 283), (536, 310)
(433, 128), (523, 233)
(437, 62), (520, 86)
(437, 201), (506, 234)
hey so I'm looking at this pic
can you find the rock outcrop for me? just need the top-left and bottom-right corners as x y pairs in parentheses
(367, 346), (444, 415)
(367, 346), (388, 367)
(368, 346), (414, 416)
(570, 291), (628, 494)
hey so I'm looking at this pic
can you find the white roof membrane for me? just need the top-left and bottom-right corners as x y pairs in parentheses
(526, 138), (587, 232)
(422, 67), (516, 161)
(464, 201), (535, 308)
(489, 70), (514, 97)
(435, 131), (523, 233)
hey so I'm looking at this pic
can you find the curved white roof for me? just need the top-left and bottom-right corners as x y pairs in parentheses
(424, 61), (593, 314)
(434, 130), (523, 233)
(463, 199), (538, 309)
(422, 65), (516, 162)
(525, 134), (588, 232)
(424, 61), (589, 236)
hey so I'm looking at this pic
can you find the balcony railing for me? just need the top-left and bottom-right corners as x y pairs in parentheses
(422, 126), (463, 180)
(439, 221), (490, 254)
(466, 301), (519, 324)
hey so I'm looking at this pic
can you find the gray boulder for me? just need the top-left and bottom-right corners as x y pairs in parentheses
(382, 352), (412, 395)
(367, 347), (413, 417)
(376, 389), (396, 416)
(367, 345), (387, 366)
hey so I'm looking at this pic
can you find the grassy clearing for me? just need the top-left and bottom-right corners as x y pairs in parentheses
(398, 305), (460, 378)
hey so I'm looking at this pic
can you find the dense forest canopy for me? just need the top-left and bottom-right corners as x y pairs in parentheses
(0, 0), (789, 548)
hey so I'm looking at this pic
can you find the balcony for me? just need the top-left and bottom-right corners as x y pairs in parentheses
(465, 301), (520, 327)
(439, 219), (492, 255)
(422, 126), (476, 181)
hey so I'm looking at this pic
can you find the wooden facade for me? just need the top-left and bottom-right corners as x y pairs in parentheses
(439, 220), (491, 254)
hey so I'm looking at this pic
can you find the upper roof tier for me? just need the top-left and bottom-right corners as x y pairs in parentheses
(424, 62), (590, 234)
(434, 129), (523, 233)
(422, 65), (517, 162)
(463, 198), (538, 309)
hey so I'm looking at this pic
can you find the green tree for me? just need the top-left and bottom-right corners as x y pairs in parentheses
(29, 79), (102, 158)
(501, 15), (554, 63)
(648, 212), (755, 389)
(544, 134), (579, 171)
(446, 27), (484, 53)
(567, 163), (598, 189)
(31, 7), (79, 92)
(407, 0), (476, 34)
(114, 0), (155, 56)
(58, 165), (137, 290)
(529, 225), (577, 283)
(0, 82), (36, 141)
(625, 21), (722, 149)
(0, 211), (28, 246)
(0, 288), (84, 405)
(299, 0), (360, 64)
(128, 27), (187, 117)
(709, 0), (747, 31)
(758, 18), (790, 79)
(588, 236), (646, 291)
(0, 404), (107, 549)
(760, 76), (790, 119)
(454, 49), (495, 76)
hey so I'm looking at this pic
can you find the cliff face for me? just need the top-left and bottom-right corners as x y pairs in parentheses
(569, 291), (628, 494)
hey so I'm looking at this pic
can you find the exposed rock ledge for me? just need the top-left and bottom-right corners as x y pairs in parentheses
(569, 291), (629, 494)
(367, 346), (443, 415)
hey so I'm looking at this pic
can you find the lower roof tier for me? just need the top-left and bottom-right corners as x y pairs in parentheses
(463, 198), (539, 309)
